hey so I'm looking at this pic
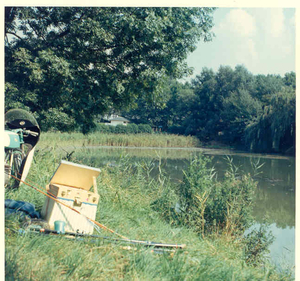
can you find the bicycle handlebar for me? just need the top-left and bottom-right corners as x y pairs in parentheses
(23, 130), (39, 137)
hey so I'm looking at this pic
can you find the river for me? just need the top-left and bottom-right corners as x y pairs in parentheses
(72, 146), (295, 271)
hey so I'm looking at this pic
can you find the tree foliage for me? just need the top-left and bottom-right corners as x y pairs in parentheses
(5, 7), (215, 132)
(123, 65), (295, 154)
(244, 89), (295, 153)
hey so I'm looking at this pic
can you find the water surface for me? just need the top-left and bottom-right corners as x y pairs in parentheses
(73, 146), (295, 270)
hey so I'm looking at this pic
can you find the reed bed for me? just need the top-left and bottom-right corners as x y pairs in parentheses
(38, 132), (201, 149)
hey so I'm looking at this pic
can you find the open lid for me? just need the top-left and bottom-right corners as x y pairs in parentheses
(50, 160), (101, 190)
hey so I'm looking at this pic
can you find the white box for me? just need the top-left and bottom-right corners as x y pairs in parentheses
(41, 160), (100, 234)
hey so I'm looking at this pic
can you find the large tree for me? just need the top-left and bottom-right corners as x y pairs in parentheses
(5, 7), (215, 132)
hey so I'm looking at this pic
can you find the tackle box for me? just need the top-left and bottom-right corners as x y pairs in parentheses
(41, 160), (100, 234)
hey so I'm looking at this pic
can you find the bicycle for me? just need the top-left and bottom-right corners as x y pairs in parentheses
(4, 109), (40, 188)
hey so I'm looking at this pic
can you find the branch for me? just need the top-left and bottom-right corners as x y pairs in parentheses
(5, 31), (23, 41)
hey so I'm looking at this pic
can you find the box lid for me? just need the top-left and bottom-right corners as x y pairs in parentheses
(50, 160), (101, 190)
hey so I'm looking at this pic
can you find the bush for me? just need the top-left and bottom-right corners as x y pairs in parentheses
(114, 124), (128, 134)
(95, 123), (111, 133)
(155, 155), (257, 236)
(127, 123), (139, 134)
(138, 124), (153, 134)
(243, 224), (275, 266)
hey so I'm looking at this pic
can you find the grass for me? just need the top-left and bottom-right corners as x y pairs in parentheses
(37, 131), (201, 149)
(5, 140), (294, 280)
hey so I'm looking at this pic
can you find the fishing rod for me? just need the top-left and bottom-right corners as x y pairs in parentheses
(8, 173), (128, 239)
(23, 226), (186, 249)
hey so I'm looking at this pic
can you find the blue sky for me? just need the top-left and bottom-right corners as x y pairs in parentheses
(184, 8), (296, 80)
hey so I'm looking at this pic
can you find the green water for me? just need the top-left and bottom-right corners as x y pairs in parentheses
(72, 146), (295, 270)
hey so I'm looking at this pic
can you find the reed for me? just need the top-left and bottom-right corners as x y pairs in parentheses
(5, 147), (293, 281)
(37, 132), (201, 149)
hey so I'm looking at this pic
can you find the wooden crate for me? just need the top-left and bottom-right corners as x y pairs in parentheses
(41, 160), (100, 234)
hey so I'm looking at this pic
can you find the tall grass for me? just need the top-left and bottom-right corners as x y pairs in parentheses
(5, 148), (293, 280)
(38, 132), (201, 149)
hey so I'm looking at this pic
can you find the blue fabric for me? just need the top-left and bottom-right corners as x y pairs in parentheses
(5, 199), (40, 219)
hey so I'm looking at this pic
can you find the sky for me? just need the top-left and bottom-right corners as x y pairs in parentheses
(184, 8), (296, 80)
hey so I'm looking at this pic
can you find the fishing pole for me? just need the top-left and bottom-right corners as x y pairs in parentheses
(8, 173), (128, 239)
(24, 227), (186, 249)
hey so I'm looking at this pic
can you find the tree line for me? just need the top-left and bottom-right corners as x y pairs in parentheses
(123, 66), (295, 154)
(5, 7), (295, 154)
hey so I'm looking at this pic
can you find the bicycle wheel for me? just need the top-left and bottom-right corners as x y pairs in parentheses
(7, 149), (25, 188)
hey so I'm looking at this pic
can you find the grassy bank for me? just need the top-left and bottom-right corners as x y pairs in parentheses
(5, 148), (293, 280)
(37, 132), (201, 149)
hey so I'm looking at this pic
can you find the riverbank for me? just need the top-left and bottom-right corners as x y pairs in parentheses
(37, 132), (293, 161)
(5, 145), (293, 280)
(38, 132), (201, 149)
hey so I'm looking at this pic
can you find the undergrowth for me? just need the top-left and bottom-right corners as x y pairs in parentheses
(5, 147), (293, 280)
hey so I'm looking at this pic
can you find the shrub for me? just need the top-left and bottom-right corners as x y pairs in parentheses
(243, 224), (275, 266)
(95, 123), (111, 133)
(127, 123), (139, 134)
(114, 124), (128, 134)
(138, 124), (153, 134)
(156, 155), (257, 236)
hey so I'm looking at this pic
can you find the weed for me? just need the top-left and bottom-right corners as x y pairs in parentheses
(4, 140), (293, 280)
(243, 224), (275, 266)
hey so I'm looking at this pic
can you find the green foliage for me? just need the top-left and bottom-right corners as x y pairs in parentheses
(114, 124), (129, 134)
(124, 79), (196, 131)
(137, 124), (153, 134)
(243, 224), (275, 266)
(94, 123), (152, 135)
(38, 108), (77, 132)
(5, 7), (216, 132)
(174, 155), (256, 236)
(126, 123), (139, 134)
(221, 89), (262, 144)
(130, 65), (294, 154)
(283, 72), (296, 90)
(5, 145), (292, 280)
(253, 74), (285, 104)
(244, 90), (295, 153)
(37, 131), (200, 148)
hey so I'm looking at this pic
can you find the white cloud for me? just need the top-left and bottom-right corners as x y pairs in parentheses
(218, 9), (256, 37)
(232, 38), (258, 67)
(269, 9), (285, 37)
(185, 8), (295, 79)
(214, 9), (258, 66)
(250, 8), (285, 38)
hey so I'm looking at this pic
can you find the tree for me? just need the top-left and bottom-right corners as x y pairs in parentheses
(185, 67), (220, 138)
(221, 89), (262, 144)
(283, 71), (296, 90)
(252, 74), (284, 105)
(244, 89), (295, 153)
(5, 7), (216, 132)
(122, 79), (196, 132)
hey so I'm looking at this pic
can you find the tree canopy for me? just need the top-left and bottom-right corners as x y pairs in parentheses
(5, 7), (215, 132)
(121, 65), (295, 154)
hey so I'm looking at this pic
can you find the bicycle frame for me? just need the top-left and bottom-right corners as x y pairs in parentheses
(4, 129), (26, 187)
(5, 109), (40, 188)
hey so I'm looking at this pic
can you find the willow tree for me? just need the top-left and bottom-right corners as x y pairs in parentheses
(244, 89), (295, 154)
(5, 7), (215, 132)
